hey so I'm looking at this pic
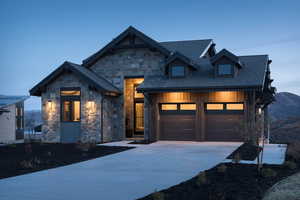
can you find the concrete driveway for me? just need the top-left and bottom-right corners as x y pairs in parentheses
(0, 141), (240, 200)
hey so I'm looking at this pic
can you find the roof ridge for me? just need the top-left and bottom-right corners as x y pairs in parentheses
(160, 39), (212, 43)
(238, 54), (269, 57)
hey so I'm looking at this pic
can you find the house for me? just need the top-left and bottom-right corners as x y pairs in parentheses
(29, 26), (275, 143)
(0, 95), (29, 143)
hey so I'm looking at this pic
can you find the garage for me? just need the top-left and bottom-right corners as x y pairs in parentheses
(159, 103), (196, 141)
(205, 103), (244, 141)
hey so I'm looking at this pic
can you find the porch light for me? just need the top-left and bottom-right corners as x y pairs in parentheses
(258, 108), (262, 115)
(47, 100), (54, 112)
(86, 101), (96, 114)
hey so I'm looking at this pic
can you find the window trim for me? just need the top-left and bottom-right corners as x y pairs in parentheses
(60, 88), (81, 122)
(170, 65), (185, 78)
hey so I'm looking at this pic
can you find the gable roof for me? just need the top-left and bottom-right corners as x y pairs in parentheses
(0, 95), (29, 108)
(210, 49), (243, 68)
(164, 51), (199, 70)
(160, 39), (213, 60)
(30, 62), (121, 96)
(82, 26), (171, 67)
(137, 55), (269, 92)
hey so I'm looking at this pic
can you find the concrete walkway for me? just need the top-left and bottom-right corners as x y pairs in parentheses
(0, 141), (240, 200)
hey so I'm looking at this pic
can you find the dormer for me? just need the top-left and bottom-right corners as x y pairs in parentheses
(210, 49), (243, 78)
(165, 51), (198, 78)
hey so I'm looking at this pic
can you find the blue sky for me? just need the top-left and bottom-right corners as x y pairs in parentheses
(0, 0), (299, 110)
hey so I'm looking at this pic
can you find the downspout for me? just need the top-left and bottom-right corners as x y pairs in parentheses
(101, 95), (104, 143)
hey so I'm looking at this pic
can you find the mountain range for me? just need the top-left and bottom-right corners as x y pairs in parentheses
(269, 92), (300, 143)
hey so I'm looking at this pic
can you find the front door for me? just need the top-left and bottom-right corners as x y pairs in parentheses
(134, 101), (144, 135)
(60, 88), (81, 143)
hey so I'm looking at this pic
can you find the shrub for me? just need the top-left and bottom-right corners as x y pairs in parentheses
(261, 168), (277, 178)
(152, 191), (165, 200)
(286, 142), (300, 162)
(284, 161), (297, 170)
(76, 141), (97, 152)
(217, 164), (227, 173)
(232, 153), (241, 164)
(196, 172), (208, 186)
(20, 160), (33, 169)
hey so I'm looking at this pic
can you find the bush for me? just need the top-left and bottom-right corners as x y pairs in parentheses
(152, 192), (164, 200)
(196, 172), (208, 186)
(283, 161), (297, 170)
(217, 164), (227, 173)
(76, 141), (96, 152)
(286, 142), (300, 162)
(261, 168), (277, 178)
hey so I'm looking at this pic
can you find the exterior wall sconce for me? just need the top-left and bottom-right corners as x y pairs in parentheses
(258, 108), (262, 115)
(47, 100), (54, 112)
(86, 101), (96, 114)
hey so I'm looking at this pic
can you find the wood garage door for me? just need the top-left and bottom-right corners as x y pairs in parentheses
(205, 103), (244, 142)
(160, 103), (196, 141)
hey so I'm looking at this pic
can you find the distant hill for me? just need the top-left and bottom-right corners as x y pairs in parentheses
(269, 92), (300, 143)
(269, 92), (300, 121)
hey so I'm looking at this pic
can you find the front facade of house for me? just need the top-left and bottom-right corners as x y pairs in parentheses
(0, 95), (28, 143)
(30, 26), (275, 143)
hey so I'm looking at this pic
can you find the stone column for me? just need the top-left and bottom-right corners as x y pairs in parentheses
(264, 105), (270, 143)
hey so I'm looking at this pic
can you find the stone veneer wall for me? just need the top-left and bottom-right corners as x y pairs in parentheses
(41, 72), (102, 143)
(90, 48), (165, 140)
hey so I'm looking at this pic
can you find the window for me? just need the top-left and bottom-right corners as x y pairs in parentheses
(61, 89), (81, 122)
(62, 100), (80, 121)
(226, 103), (244, 110)
(171, 66), (185, 77)
(61, 90), (81, 96)
(218, 64), (232, 75)
(161, 104), (177, 110)
(205, 103), (244, 112)
(180, 104), (196, 110)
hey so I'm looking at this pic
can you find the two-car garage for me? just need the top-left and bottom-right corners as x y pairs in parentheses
(159, 102), (244, 142)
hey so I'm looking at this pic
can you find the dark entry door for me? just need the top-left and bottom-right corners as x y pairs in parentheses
(159, 103), (196, 141)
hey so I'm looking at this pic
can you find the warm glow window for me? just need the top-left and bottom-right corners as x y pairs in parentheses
(226, 103), (244, 110)
(180, 104), (196, 110)
(206, 104), (224, 110)
(61, 89), (81, 122)
(161, 104), (177, 110)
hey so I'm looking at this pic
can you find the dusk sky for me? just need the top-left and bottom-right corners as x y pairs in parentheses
(0, 0), (299, 110)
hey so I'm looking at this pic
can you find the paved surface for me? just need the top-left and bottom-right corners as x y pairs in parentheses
(0, 141), (240, 200)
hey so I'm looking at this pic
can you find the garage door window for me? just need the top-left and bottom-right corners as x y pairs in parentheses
(205, 103), (244, 113)
(226, 103), (244, 110)
(180, 104), (196, 110)
(161, 104), (177, 110)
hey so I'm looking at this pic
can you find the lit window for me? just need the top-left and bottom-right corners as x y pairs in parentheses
(180, 104), (196, 110)
(206, 104), (224, 110)
(171, 66), (185, 77)
(218, 64), (232, 75)
(226, 103), (244, 110)
(161, 104), (177, 110)
(60, 90), (80, 96)
(62, 100), (81, 122)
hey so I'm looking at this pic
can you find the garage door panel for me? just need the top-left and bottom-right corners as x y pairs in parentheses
(160, 114), (195, 141)
(206, 114), (243, 141)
